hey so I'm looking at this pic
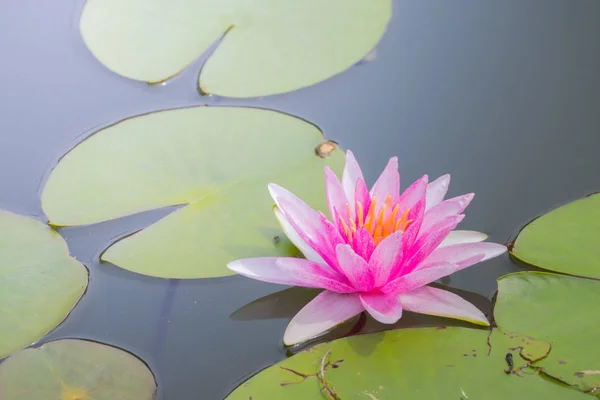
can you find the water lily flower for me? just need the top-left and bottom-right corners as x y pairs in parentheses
(228, 151), (507, 345)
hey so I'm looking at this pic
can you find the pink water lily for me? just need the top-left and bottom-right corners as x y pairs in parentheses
(228, 151), (506, 345)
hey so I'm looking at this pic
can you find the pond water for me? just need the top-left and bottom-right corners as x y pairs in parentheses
(1, 0), (599, 398)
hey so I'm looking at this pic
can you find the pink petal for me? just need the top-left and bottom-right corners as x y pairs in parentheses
(269, 184), (344, 272)
(268, 182), (295, 210)
(274, 207), (326, 266)
(397, 174), (428, 211)
(396, 215), (465, 277)
(401, 196), (426, 249)
(420, 193), (474, 235)
(384, 243), (504, 295)
(342, 150), (365, 213)
(284, 291), (364, 345)
(438, 230), (488, 248)
(425, 174), (450, 211)
(370, 157), (400, 206)
(381, 262), (458, 294)
(351, 227), (376, 262)
(359, 292), (403, 323)
(369, 230), (403, 288)
(423, 242), (507, 269)
(354, 178), (371, 212)
(276, 258), (356, 293)
(331, 206), (346, 242)
(325, 166), (349, 224)
(399, 286), (489, 326)
(227, 257), (319, 287)
(335, 244), (374, 291)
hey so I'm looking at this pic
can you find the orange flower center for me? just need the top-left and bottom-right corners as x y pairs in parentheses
(338, 195), (412, 245)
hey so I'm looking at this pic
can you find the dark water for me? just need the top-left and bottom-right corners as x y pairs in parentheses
(1, 0), (599, 399)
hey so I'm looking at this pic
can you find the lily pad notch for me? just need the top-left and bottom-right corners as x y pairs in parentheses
(41, 106), (344, 279)
(79, 0), (393, 97)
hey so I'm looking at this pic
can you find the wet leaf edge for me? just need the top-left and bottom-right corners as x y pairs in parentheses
(506, 192), (600, 280)
(0, 213), (89, 360)
(0, 338), (158, 399)
(495, 271), (600, 396)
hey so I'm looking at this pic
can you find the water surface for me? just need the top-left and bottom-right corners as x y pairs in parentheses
(0, 0), (599, 398)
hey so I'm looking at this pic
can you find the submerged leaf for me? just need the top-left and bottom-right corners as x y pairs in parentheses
(495, 272), (600, 394)
(0, 339), (156, 399)
(42, 106), (343, 279)
(79, 0), (392, 97)
(226, 327), (587, 399)
(0, 211), (87, 359)
(511, 193), (600, 279)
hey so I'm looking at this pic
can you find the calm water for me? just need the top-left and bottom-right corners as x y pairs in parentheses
(1, 0), (599, 399)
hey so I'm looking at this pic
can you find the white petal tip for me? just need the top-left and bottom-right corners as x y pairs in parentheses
(226, 260), (243, 273)
(368, 313), (403, 325)
(267, 184), (278, 200)
(485, 244), (509, 260)
(439, 230), (489, 248)
(283, 325), (322, 346)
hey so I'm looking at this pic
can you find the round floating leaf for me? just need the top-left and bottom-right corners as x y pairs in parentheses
(0, 211), (87, 359)
(226, 327), (587, 399)
(79, 0), (391, 97)
(42, 107), (344, 279)
(495, 272), (600, 395)
(0, 339), (156, 399)
(511, 193), (600, 278)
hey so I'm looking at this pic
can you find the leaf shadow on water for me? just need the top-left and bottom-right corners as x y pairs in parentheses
(230, 283), (493, 356)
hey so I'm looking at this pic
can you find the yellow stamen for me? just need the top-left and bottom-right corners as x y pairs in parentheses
(364, 197), (377, 232)
(356, 201), (365, 227)
(384, 195), (393, 210)
(339, 211), (351, 239)
(394, 220), (400, 232)
(389, 204), (400, 232)
(395, 209), (411, 232)
(346, 203), (357, 232)
(374, 203), (386, 239)
(381, 195), (392, 236)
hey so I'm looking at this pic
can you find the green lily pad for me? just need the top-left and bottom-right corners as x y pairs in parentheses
(226, 327), (586, 399)
(0, 211), (87, 359)
(0, 339), (156, 399)
(41, 106), (343, 279)
(79, 0), (391, 97)
(511, 193), (600, 278)
(495, 272), (600, 395)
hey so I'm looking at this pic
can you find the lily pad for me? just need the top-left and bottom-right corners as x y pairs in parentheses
(495, 272), (600, 395)
(79, 0), (392, 97)
(41, 106), (344, 279)
(0, 211), (87, 359)
(226, 327), (586, 399)
(0, 339), (156, 400)
(511, 193), (600, 278)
